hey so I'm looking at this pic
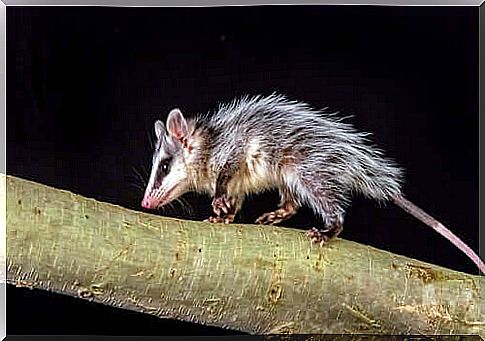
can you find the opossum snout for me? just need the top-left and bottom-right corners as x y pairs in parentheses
(141, 196), (159, 209)
(141, 185), (178, 210)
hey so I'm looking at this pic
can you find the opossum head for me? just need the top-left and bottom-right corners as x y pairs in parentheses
(141, 108), (192, 210)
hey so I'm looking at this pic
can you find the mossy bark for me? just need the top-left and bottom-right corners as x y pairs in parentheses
(4, 174), (484, 337)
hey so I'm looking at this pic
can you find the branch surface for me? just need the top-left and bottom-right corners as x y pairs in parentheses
(5, 175), (484, 336)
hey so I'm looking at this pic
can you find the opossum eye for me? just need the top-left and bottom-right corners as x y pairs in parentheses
(160, 161), (170, 175)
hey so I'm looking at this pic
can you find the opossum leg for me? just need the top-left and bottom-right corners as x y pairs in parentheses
(255, 190), (299, 225)
(307, 212), (344, 245)
(207, 162), (241, 224)
(207, 195), (243, 224)
(301, 182), (345, 245)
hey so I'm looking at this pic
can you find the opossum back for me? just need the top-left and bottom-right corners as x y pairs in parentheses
(208, 94), (403, 200)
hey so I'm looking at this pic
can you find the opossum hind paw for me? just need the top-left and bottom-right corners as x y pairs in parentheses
(307, 225), (343, 246)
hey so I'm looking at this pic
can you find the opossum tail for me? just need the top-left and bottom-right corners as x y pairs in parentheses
(392, 194), (485, 274)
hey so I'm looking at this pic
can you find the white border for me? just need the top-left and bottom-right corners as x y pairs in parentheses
(0, 2), (481, 340)
(1, 0), (484, 6)
(0, 1), (5, 340)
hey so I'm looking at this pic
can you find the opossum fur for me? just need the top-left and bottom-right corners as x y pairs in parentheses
(141, 93), (484, 274)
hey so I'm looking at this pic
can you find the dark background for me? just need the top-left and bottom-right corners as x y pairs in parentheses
(7, 5), (478, 336)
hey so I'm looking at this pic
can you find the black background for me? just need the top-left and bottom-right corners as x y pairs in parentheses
(7, 5), (478, 336)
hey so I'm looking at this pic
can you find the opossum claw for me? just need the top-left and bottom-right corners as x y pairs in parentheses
(212, 194), (233, 216)
(307, 225), (343, 246)
(256, 205), (297, 225)
(205, 216), (224, 223)
(205, 214), (235, 224)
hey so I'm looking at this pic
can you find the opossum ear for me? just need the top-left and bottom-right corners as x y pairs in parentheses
(154, 120), (165, 140)
(166, 108), (188, 140)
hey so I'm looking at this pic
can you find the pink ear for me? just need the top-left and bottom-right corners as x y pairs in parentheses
(166, 108), (188, 140)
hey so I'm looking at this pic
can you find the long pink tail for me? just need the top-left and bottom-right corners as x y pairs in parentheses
(393, 194), (485, 274)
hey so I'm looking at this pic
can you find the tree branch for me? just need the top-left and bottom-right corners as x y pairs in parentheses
(5, 175), (484, 336)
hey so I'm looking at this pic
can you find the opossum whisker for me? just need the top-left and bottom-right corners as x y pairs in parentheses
(125, 171), (147, 193)
(131, 167), (148, 187)
(128, 181), (146, 192)
(146, 128), (156, 150)
(173, 197), (194, 216)
(158, 201), (176, 216)
(140, 164), (150, 179)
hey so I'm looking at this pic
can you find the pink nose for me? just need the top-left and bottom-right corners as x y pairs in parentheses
(141, 197), (158, 209)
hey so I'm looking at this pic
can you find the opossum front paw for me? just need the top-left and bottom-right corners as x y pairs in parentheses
(205, 215), (235, 224)
(255, 207), (296, 225)
(211, 194), (233, 216)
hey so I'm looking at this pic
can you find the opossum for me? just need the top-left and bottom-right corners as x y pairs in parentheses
(141, 93), (484, 274)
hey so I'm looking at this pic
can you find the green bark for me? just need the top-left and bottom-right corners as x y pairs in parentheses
(5, 174), (484, 337)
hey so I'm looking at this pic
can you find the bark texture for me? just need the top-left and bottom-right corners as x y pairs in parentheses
(4, 174), (484, 337)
